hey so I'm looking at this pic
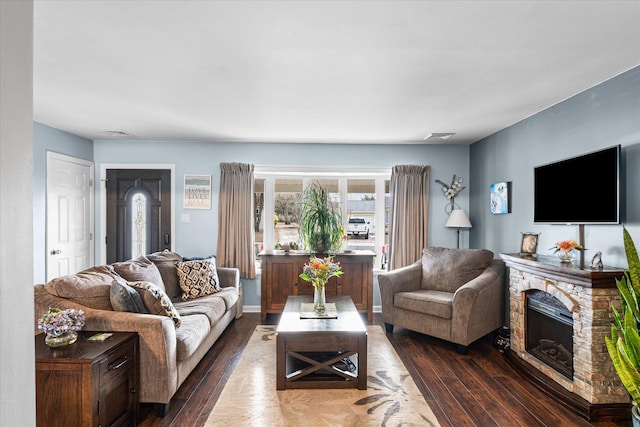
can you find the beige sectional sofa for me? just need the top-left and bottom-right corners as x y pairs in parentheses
(34, 251), (241, 416)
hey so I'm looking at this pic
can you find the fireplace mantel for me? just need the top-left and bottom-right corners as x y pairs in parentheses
(499, 253), (628, 421)
(500, 253), (623, 288)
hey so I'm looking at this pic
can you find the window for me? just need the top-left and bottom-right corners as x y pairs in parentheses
(254, 167), (391, 270)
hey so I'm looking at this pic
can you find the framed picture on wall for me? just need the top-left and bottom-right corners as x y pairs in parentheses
(520, 232), (540, 255)
(184, 174), (211, 209)
(490, 181), (512, 214)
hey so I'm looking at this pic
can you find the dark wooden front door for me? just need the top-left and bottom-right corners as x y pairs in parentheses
(106, 169), (171, 263)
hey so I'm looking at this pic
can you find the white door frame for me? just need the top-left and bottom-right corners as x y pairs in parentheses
(47, 151), (95, 279)
(99, 163), (176, 265)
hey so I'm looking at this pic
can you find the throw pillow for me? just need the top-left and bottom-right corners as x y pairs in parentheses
(44, 265), (119, 310)
(175, 257), (221, 301)
(147, 250), (183, 299)
(112, 255), (167, 293)
(110, 278), (147, 313)
(129, 281), (181, 328)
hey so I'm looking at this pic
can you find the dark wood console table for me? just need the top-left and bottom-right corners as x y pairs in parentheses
(260, 250), (374, 322)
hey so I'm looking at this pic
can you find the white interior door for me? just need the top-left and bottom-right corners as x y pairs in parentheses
(46, 152), (94, 281)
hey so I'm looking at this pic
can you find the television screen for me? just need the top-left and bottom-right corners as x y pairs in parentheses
(534, 145), (620, 224)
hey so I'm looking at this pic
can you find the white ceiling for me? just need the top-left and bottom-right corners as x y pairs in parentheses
(33, 1), (640, 144)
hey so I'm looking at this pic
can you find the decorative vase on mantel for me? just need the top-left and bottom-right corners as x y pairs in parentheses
(45, 330), (78, 348)
(558, 250), (575, 263)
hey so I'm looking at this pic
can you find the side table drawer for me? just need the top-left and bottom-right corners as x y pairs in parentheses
(99, 342), (135, 385)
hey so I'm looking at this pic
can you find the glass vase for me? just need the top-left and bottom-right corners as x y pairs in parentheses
(45, 330), (78, 348)
(314, 284), (326, 313)
(558, 250), (575, 263)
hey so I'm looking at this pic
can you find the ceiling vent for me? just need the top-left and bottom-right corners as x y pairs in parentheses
(424, 133), (456, 142)
(102, 130), (133, 138)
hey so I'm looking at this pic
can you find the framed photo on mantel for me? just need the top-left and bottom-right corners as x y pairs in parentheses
(520, 232), (540, 256)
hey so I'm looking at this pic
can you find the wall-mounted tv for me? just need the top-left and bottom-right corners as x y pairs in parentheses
(534, 145), (621, 224)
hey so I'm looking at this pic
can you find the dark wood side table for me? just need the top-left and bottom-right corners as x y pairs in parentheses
(35, 331), (138, 427)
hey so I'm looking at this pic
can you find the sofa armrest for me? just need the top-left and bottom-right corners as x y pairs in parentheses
(377, 260), (423, 324)
(217, 267), (242, 318)
(35, 284), (178, 404)
(217, 267), (240, 291)
(451, 260), (505, 345)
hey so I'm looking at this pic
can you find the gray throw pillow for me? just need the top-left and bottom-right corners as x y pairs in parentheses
(110, 278), (147, 313)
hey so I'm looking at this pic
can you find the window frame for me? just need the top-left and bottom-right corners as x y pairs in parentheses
(254, 166), (391, 270)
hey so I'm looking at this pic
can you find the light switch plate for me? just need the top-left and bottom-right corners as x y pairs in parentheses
(181, 214), (190, 223)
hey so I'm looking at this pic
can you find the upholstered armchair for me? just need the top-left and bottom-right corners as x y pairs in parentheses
(378, 247), (505, 353)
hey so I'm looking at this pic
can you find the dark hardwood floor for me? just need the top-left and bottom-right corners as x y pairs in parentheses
(137, 313), (632, 427)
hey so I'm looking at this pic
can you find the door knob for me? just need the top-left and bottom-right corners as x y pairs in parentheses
(51, 249), (62, 255)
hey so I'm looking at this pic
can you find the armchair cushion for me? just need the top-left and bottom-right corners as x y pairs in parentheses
(395, 290), (454, 319)
(421, 247), (493, 292)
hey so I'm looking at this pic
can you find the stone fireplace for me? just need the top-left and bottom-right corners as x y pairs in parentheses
(500, 253), (629, 420)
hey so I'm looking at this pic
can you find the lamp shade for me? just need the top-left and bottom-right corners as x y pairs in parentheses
(445, 209), (472, 228)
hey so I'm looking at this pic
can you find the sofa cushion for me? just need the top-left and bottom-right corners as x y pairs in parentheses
(110, 278), (147, 313)
(175, 314), (211, 361)
(421, 247), (494, 293)
(112, 255), (166, 293)
(44, 265), (118, 310)
(175, 258), (221, 301)
(173, 295), (227, 327)
(129, 281), (181, 328)
(395, 290), (454, 319)
(147, 250), (183, 299)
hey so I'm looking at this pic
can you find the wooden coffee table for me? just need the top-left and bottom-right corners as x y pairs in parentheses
(276, 295), (367, 390)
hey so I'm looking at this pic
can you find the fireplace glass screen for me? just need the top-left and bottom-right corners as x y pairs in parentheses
(526, 290), (573, 379)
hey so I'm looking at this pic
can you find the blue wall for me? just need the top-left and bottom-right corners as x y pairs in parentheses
(92, 141), (469, 307)
(470, 66), (640, 269)
(33, 122), (93, 283)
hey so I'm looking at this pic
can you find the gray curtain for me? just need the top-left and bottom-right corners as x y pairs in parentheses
(388, 165), (430, 270)
(217, 162), (256, 279)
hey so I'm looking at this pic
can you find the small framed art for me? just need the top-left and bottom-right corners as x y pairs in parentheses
(184, 174), (211, 209)
(520, 232), (540, 255)
(490, 181), (511, 214)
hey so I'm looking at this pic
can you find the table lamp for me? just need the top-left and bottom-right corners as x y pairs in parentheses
(445, 209), (472, 248)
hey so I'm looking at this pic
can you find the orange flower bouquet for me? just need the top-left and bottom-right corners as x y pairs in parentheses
(550, 240), (584, 263)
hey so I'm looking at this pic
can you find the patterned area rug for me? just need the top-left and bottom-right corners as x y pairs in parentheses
(205, 325), (440, 426)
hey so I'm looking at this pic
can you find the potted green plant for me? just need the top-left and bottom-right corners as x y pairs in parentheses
(299, 181), (343, 254)
(606, 227), (640, 426)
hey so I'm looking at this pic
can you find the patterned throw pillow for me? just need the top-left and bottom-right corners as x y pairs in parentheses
(110, 278), (147, 313)
(129, 281), (181, 328)
(175, 258), (221, 301)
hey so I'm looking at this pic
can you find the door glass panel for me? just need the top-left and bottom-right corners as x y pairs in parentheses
(131, 192), (147, 259)
(274, 179), (302, 249)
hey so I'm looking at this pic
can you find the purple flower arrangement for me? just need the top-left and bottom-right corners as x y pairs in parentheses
(38, 307), (85, 337)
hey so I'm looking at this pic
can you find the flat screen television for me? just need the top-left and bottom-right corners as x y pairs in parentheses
(534, 145), (621, 224)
